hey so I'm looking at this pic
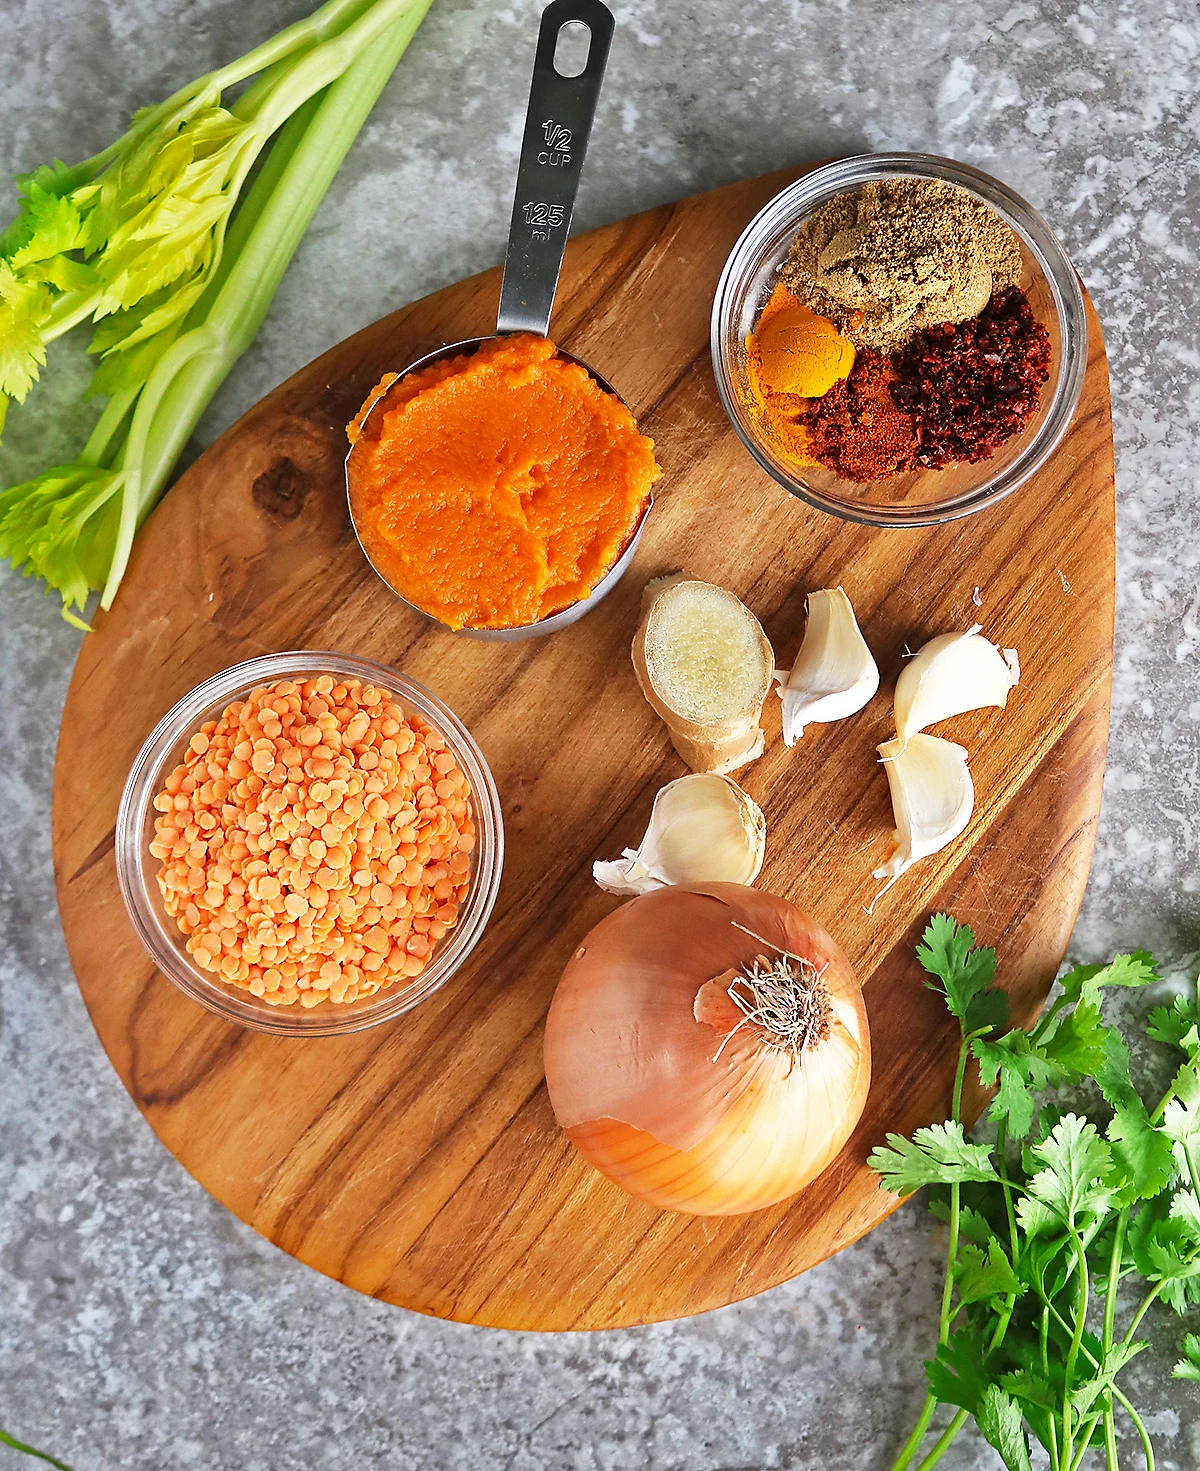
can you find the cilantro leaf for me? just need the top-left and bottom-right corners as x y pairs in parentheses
(1162, 1057), (1200, 1184)
(977, 1385), (1032, 1471)
(1023, 1234), (1079, 1305)
(917, 914), (1008, 1037)
(999, 1369), (1059, 1413)
(932, 1200), (1000, 1247)
(973, 1031), (1059, 1139)
(1023, 1114), (1116, 1230)
(1105, 1105), (1176, 1206)
(1148, 988), (1200, 1055)
(1037, 998), (1109, 1077)
(1068, 1339), (1146, 1417)
(1143, 1236), (1200, 1314)
(973, 1003), (1118, 1145)
(955, 1239), (1021, 1307)
(891, 920), (1196, 1471)
(1169, 1190), (1200, 1245)
(1173, 1333), (1200, 1383)
(1016, 1192), (1068, 1244)
(869, 1121), (999, 1196)
(1096, 1027), (1177, 1202)
(925, 1326), (994, 1414)
(1129, 1189), (1200, 1314)
(1161, 1056), (1200, 1144)
(1031, 1103), (1066, 1145)
(1057, 951), (1158, 1004)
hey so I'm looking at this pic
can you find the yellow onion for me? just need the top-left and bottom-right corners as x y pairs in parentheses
(543, 882), (870, 1215)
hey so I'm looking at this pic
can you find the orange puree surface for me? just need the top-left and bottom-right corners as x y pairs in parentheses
(346, 334), (660, 630)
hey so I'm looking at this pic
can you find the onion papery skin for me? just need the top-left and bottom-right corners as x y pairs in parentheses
(544, 883), (871, 1216)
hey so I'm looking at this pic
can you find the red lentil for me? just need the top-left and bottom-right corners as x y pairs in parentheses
(149, 676), (475, 1008)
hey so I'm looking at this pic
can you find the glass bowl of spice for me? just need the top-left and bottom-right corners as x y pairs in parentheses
(116, 651), (504, 1036)
(711, 153), (1087, 527)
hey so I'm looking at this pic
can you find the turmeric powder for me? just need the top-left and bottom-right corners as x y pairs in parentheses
(762, 394), (819, 466)
(742, 284), (854, 467)
(746, 285), (855, 401)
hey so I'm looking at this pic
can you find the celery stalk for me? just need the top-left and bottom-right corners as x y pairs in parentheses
(0, 0), (434, 624)
(4, 0), (381, 210)
(102, 0), (434, 605)
(26, 0), (422, 359)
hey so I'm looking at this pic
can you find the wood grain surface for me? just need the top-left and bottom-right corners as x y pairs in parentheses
(52, 165), (1115, 1330)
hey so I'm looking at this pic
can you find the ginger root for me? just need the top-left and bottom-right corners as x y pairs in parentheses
(632, 574), (774, 775)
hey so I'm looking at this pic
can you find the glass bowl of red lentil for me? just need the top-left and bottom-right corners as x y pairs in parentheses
(115, 651), (504, 1036)
(711, 153), (1088, 527)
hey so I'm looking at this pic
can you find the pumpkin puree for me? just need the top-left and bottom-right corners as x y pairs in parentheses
(347, 334), (660, 631)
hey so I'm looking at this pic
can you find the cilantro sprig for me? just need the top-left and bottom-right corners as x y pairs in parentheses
(0, 0), (434, 626)
(870, 916), (1200, 1471)
(0, 1426), (74, 1471)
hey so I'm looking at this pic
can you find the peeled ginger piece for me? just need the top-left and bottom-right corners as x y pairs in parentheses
(632, 574), (775, 775)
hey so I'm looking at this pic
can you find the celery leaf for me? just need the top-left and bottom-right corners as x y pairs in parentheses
(7, 181), (89, 267)
(0, 269), (51, 401)
(0, 462), (121, 624)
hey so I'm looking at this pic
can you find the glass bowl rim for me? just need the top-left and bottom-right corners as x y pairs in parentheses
(709, 150), (1089, 528)
(115, 650), (505, 1037)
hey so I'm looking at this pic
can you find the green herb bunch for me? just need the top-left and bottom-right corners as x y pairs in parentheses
(0, 0), (433, 627)
(870, 916), (1200, 1471)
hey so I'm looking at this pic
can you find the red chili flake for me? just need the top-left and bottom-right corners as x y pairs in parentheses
(889, 287), (1052, 468)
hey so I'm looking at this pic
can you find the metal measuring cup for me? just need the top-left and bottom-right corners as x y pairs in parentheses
(346, 0), (650, 642)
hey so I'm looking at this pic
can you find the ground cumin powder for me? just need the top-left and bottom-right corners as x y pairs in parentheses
(782, 178), (1024, 353)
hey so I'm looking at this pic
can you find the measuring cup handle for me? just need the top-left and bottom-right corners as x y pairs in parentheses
(496, 0), (614, 338)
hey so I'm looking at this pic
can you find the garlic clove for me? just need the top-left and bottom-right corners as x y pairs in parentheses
(870, 733), (974, 908)
(894, 624), (1019, 748)
(592, 848), (655, 895)
(775, 587), (880, 746)
(593, 773), (766, 896)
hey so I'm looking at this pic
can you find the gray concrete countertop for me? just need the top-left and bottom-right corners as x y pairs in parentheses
(2, 1), (1199, 1467)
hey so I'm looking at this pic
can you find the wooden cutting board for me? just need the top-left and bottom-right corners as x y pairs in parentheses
(52, 165), (1114, 1331)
